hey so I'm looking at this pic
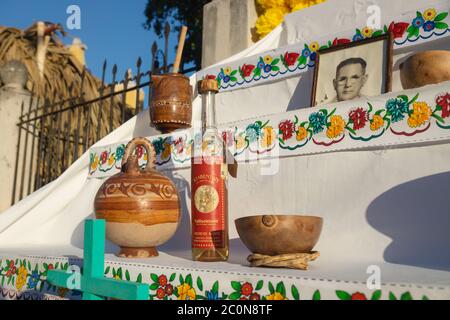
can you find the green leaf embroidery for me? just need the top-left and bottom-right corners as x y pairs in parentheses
(291, 285), (300, 300)
(346, 125), (356, 135)
(422, 295), (429, 300)
(271, 66), (280, 72)
(373, 30), (383, 37)
(222, 293), (228, 300)
(150, 273), (159, 283)
(112, 268), (116, 277)
(313, 290), (321, 300)
(409, 93), (419, 105)
(136, 274), (142, 283)
(255, 280), (264, 291)
(212, 281), (219, 294)
(433, 114), (445, 123)
(398, 95), (409, 103)
(104, 266), (110, 275)
(230, 76), (237, 82)
(389, 292), (397, 300)
(384, 25), (388, 33)
(231, 281), (241, 291)
(371, 290), (382, 300)
(169, 273), (176, 282)
(416, 11), (423, 18)
(125, 270), (131, 281)
(196, 277), (203, 291)
(336, 290), (352, 300)
(407, 26), (419, 38)
(149, 283), (159, 291)
(230, 70), (237, 76)
(185, 274), (193, 287)
(179, 274), (184, 284)
(435, 22), (449, 30)
(271, 58), (280, 66)
(276, 282), (286, 296)
(55, 262), (59, 269)
(268, 282), (275, 294)
(435, 12), (448, 22)
(298, 55), (307, 66)
(400, 292), (413, 300)
(27, 261), (31, 271)
(229, 292), (241, 300)
(319, 45), (328, 51)
(367, 102), (374, 113)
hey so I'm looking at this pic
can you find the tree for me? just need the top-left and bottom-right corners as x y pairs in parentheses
(143, 0), (212, 72)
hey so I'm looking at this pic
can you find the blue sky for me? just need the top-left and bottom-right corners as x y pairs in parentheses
(0, 0), (180, 81)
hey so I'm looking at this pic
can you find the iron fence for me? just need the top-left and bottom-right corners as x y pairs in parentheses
(11, 27), (196, 205)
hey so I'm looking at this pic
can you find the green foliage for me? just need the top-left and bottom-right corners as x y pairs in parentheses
(143, 0), (213, 70)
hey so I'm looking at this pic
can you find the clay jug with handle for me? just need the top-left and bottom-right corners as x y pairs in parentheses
(94, 137), (181, 258)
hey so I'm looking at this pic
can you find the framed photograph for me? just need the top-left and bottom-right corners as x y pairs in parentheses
(311, 34), (393, 106)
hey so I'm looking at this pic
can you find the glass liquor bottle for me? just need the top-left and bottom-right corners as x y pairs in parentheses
(191, 79), (229, 262)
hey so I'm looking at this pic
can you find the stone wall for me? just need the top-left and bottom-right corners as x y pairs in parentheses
(202, 0), (258, 68)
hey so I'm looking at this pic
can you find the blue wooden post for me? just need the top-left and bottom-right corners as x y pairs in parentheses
(47, 219), (149, 300)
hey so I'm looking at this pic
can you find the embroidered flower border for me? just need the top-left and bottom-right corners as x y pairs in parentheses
(197, 7), (449, 92)
(0, 257), (437, 300)
(88, 88), (450, 177)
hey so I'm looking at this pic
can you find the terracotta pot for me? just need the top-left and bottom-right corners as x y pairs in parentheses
(94, 137), (181, 258)
(150, 73), (192, 133)
(400, 50), (450, 89)
(235, 215), (323, 256)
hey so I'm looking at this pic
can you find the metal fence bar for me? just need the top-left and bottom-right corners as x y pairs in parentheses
(11, 102), (24, 205)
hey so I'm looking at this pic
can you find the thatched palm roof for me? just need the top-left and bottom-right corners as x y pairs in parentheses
(0, 22), (124, 142)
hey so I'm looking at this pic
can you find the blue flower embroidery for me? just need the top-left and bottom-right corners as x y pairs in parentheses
(412, 16), (425, 28)
(386, 98), (409, 122)
(206, 291), (220, 300)
(245, 123), (262, 142)
(309, 112), (327, 134)
(27, 270), (40, 289)
(115, 145), (125, 160)
(423, 20), (435, 32)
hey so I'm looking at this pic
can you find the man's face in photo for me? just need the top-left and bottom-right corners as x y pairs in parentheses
(333, 63), (368, 101)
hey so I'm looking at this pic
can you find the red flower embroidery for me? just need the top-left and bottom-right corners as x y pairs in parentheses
(158, 274), (167, 287)
(6, 261), (16, 277)
(156, 287), (166, 299)
(349, 107), (368, 130)
(206, 75), (216, 80)
(332, 38), (351, 46)
(48, 264), (54, 270)
(174, 137), (184, 153)
(249, 293), (261, 300)
(241, 282), (253, 296)
(351, 292), (367, 300)
(279, 120), (295, 141)
(136, 145), (144, 158)
(284, 52), (300, 66)
(165, 284), (174, 295)
(436, 93), (450, 118)
(241, 64), (255, 77)
(100, 151), (108, 164)
(222, 131), (234, 147)
(239, 297), (248, 300)
(388, 22), (409, 39)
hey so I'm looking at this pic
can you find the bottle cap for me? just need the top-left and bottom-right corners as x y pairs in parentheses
(198, 79), (219, 94)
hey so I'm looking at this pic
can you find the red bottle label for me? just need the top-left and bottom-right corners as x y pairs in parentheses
(191, 156), (226, 249)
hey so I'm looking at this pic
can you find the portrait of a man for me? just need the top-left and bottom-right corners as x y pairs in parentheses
(333, 57), (368, 102)
(311, 35), (392, 106)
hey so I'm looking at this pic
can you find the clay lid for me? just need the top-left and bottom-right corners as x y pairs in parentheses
(198, 79), (218, 94)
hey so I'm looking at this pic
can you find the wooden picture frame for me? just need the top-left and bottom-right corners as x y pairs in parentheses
(311, 33), (393, 107)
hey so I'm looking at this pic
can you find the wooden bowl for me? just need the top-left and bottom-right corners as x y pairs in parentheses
(400, 50), (450, 89)
(235, 215), (323, 256)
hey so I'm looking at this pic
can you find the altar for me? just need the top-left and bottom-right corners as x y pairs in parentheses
(1, 0), (450, 300)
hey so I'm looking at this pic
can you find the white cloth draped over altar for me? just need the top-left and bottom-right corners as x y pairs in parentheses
(1, 0), (450, 298)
